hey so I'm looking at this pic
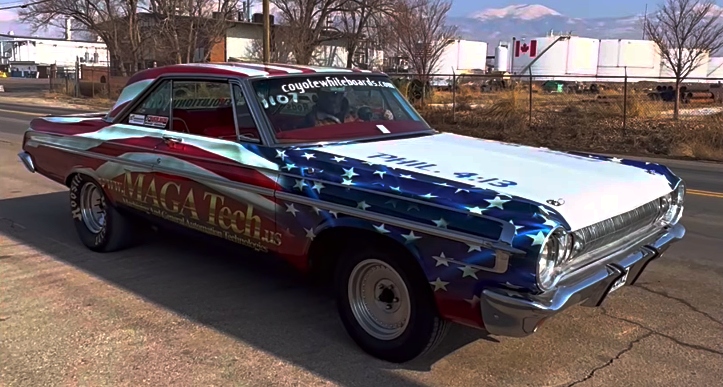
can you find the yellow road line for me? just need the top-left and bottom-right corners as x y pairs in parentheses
(688, 189), (723, 198)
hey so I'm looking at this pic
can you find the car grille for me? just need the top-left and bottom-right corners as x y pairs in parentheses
(572, 198), (663, 257)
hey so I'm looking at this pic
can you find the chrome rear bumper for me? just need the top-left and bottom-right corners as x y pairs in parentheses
(480, 223), (686, 337)
(18, 151), (36, 173)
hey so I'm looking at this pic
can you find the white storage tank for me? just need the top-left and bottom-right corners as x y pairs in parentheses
(433, 39), (488, 75)
(510, 35), (600, 81)
(707, 57), (723, 82)
(494, 43), (509, 72)
(596, 39), (662, 82)
(659, 48), (710, 83)
(565, 37), (600, 76)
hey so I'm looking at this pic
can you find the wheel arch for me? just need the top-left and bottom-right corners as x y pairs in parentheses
(306, 217), (427, 289)
(65, 171), (80, 187)
(64, 169), (120, 205)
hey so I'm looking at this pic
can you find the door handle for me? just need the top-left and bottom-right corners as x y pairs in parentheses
(162, 135), (183, 143)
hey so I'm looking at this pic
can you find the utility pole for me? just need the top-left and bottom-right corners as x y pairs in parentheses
(642, 4), (648, 40)
(262, 0), (270, 63)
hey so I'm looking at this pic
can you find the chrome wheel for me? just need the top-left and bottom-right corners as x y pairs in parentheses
(348, 259), (411, 341)
(79, 182), (106, 234)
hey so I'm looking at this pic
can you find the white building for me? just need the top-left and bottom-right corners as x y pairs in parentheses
(0, 31), (108, 77)
(220, 19), (384, 70)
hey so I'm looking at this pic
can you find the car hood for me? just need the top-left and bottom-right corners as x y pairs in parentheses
(311, 132), (675, 231)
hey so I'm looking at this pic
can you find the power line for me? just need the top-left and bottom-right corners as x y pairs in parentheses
(0, 0), (53, 11)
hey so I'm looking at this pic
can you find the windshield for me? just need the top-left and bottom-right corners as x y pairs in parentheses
(251, 74), (432, 143)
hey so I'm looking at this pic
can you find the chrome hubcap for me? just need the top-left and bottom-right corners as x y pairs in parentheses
(348, 259), (411, 341)
(79, 183), (106, 234)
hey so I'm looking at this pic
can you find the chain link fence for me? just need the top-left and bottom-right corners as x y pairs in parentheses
(388, 73), (723, 159)
(387, 73), (723, 127)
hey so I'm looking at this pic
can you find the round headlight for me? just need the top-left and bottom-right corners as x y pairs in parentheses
(536, 227), (573, 291)
(659, 182), (685, 226)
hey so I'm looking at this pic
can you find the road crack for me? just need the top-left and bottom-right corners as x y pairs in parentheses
(601, 307), (723, 357)
(633, 283), (723, 328)
(0, 217), (25, 230)
(565, 307), (723, 387)
(566, 331), (654, 387)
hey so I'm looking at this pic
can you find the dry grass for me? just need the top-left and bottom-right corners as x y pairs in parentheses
(418, 89), (723, 162)
(50, 90), (116, 109)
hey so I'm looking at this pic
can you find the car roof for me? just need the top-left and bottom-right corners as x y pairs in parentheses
(125, 62), (385, 85)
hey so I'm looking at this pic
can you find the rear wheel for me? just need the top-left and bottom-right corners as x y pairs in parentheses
(69, 174), (140, 252)
(335, 247), (449, 363)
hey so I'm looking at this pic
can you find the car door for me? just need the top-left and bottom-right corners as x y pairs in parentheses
(143, 77), (284, 254)
(87, 79), (177, 208)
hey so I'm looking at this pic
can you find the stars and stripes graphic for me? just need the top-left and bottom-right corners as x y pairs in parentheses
(25, 59), (685, 331)
(263, 146), (575, 318)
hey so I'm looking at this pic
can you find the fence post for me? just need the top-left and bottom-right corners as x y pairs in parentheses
(623, 66), (628, 134)
(74, 57), (80, 98)
(452, 70), (456, 123)
(91, 68), (95, 98)
(528, 67), (533, 127)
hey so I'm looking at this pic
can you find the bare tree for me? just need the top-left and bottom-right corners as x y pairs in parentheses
(18, 0), (145, 75)
(243, 25), (295, 63)
(270, 0), (347, 65)
(644, 0), (723, 119)
(335, 0), (394, 68)
(147, 0), (239, 64)
(391, 0), (457, 82)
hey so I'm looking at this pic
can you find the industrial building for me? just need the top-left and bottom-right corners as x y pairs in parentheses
(498, 32), (723, 83)
(0, 20), (108, 78)
(215, 13), (384, 69)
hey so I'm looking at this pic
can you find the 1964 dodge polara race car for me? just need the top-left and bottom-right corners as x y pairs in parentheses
(18, 62), (686, 363)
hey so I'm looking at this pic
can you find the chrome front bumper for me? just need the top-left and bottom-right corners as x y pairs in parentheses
(18, 151), (36, 173)
(480, 223), (686, 337)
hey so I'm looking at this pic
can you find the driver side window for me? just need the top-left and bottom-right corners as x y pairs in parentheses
(125, 80), (171, 129)
(166, 80), (261, 142)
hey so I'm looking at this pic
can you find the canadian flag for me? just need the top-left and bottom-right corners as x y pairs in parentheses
(515, 40), (538, 57)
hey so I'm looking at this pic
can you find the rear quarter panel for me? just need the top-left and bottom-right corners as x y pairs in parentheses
(23, 116), (112, 185)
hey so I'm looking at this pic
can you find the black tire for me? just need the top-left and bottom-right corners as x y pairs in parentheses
(334, 246), (449, 363)
(69, 174), (140, 252)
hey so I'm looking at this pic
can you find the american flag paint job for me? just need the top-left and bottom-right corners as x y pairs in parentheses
(20, 62), (682, 331)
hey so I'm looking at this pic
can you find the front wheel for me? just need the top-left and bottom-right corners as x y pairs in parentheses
(69, 174), (141, 252)
(334, 247), (449, 363)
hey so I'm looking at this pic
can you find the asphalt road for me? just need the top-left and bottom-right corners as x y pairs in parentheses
(1, 104), (721, 386)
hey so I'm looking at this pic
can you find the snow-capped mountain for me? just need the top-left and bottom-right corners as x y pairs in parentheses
(450, 4), (651, 51)
(471, 4), (562, 21)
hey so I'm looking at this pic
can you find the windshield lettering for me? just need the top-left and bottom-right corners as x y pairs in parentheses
(251, 74), (432, 143)
(280, 76), (395, 94)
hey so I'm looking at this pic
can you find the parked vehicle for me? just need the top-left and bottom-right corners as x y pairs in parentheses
(18, 62), (686, 363)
